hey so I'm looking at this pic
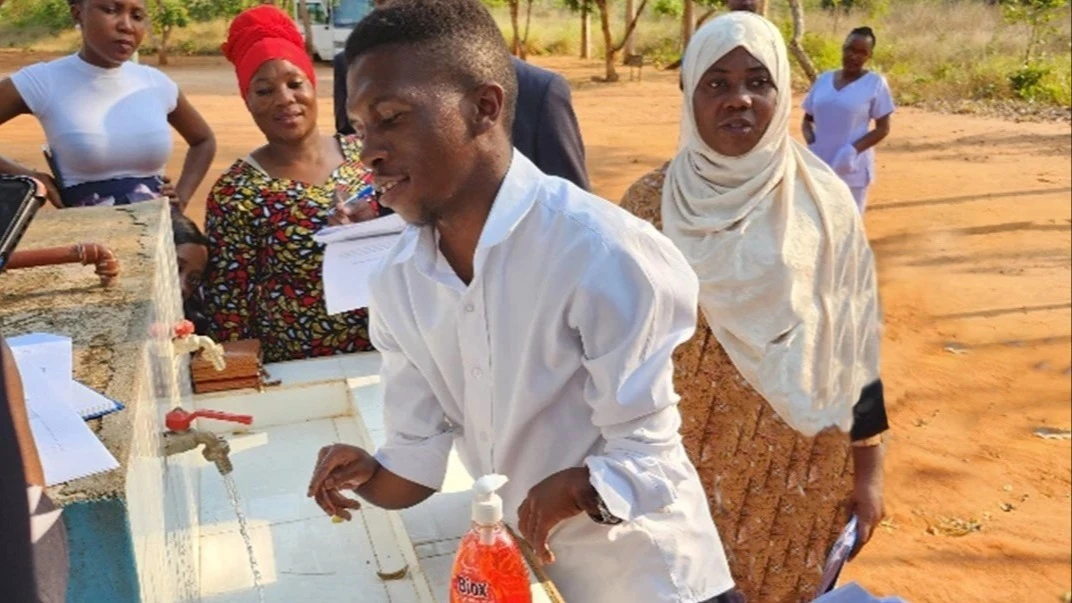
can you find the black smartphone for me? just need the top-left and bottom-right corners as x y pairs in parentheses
(0, 176), (46, 273)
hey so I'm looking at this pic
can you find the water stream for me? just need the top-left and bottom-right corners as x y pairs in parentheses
(222, 474), (266, 603)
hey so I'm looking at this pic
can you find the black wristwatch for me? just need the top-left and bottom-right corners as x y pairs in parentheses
(588, 493), (623, 526)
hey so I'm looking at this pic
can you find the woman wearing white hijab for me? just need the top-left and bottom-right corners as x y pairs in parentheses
(620, 12), (888, 601)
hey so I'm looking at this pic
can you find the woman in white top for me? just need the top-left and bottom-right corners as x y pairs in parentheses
(802, 26), (894, 213)
(0, 0), (215, 211)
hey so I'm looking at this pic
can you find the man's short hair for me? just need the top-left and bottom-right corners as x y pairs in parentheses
(344, 0), (518, 134)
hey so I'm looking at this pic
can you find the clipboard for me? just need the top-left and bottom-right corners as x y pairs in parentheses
(41, 145), (71, 206)
(815, 515), (860, 597)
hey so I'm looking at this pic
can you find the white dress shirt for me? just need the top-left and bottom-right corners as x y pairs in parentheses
(369, 152), (735, 602)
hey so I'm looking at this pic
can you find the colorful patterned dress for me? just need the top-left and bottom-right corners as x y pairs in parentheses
(202, 135), (378, 363)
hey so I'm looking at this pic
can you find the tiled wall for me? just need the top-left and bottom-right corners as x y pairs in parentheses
(122, 207), (201, 603)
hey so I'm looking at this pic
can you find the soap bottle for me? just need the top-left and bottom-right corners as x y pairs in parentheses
(450, 474), (532, 603)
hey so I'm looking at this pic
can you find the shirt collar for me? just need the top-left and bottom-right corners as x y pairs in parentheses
(390, 149), (542, 266)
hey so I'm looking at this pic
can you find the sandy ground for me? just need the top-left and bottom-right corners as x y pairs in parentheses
(2, 51), (1070, 602)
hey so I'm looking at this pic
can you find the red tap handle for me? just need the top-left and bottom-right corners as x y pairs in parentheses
(165, 407), (254, 432)
(173, 319), (195, 339)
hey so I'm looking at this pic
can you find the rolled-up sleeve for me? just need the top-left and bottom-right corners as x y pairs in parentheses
(369, 287), (454, 491)
(567, 228), (701, 522)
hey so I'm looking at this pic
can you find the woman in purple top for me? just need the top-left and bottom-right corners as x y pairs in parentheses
(802, 26), (895, 213)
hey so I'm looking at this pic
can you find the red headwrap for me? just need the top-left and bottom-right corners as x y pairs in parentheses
(221, 5), (317, 100)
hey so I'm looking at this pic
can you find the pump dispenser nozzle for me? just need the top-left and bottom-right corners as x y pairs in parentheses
(472, 474), (508, 526)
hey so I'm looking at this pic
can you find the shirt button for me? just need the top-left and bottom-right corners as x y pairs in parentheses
(471, 368), (483, 378)
(464, 303), (475, 313)
(480, 431), (490, 443)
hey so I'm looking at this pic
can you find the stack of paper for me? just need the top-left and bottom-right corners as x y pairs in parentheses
(314, 213), (407, 315)
(7, 333), (123, 419)
(7, 333), (122, 486)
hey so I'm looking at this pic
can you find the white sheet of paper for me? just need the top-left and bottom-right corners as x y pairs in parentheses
(67, 380), (123, 419)
(21, 369), (119, 486)
(6, 333), (121, 419)
(6, 332), (73, 400)
(314, 213), (405, 245)
(322, 233), (402, 314)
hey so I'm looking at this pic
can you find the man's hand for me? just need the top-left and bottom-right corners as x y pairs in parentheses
(307, 444), (379, 521)
(847, 444), (885, 560)
(517, 467), (597, 565)
(327, 189), (379, 226)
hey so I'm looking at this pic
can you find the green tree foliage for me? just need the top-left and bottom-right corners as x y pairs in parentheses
(149, 0), (189, 65)
(186, 0), (262, 22)
(2, 0), (72, 31)
(1001, 0), (1068, 62)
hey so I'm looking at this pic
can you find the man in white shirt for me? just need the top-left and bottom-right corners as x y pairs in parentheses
(307, 1), (740, 601)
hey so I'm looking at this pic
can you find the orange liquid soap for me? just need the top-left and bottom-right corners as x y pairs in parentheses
(449, 474), (532, 603)
(450, 524), (532, 603)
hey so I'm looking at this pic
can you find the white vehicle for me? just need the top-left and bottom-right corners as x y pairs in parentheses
(295, 0), (373, 61)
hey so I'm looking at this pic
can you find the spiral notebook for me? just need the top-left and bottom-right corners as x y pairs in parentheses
(69, 380), (125, 420)
(7, 332), (124, 420)
(21, 369), (119, 486)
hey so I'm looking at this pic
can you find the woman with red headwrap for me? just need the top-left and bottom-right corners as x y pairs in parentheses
(202, 5), (382, 363)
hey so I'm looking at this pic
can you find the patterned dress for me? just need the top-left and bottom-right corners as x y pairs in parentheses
(203, 135), (378, 363)
(620, 165), (853, 603)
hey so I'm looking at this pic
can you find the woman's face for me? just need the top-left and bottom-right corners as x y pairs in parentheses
(71, 0), (147, 68)
(842, 34), (873, 75)
(246, 59), (319, 143)
(176, 243), (208, 300)
(692, 46), (777, 157)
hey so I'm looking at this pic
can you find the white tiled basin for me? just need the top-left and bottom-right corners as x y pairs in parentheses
(186, 353), (555, 603)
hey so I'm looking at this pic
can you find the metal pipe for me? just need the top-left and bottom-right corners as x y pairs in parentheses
(6, 243), (120, 287)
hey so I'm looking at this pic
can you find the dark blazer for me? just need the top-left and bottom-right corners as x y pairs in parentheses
(333, 54), (590, 191)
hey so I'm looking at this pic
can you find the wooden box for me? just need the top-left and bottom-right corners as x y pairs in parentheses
(190, 339), (264, 394)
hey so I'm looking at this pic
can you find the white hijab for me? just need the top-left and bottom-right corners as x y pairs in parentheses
(662, 12), (882, 437)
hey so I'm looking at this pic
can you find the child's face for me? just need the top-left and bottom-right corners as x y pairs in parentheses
(176, 243), (208, 300)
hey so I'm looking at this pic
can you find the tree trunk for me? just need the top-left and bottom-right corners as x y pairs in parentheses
(696, 7), (717, 29)
(682, 0), (695, 51)
(520, 0), (534, 60)
(787, 0), (818, 83)
(612, 0), (649, 54)
(509, 0), (522, 56)
(581, 1), (591, 59)
(594, 0), (618, 81)
(623, 0), (637, 59)
(297, 0), (316, 58)
(158, 27), (171, 66)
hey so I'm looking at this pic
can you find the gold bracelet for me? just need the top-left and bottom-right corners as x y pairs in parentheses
(851, 434), (883, 448)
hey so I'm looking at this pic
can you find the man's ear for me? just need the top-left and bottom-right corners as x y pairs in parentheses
(467, 82), (505, 136)
(70, 1), (83, 25)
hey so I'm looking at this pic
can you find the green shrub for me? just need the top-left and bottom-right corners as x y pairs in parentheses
(1009, 59), (1072, 105)
(2, 0), (72, 31)
(801, 31), (842, 71)
(653, 0), (683, 18)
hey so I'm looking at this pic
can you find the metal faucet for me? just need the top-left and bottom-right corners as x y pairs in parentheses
(162, 408), (254, 475)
